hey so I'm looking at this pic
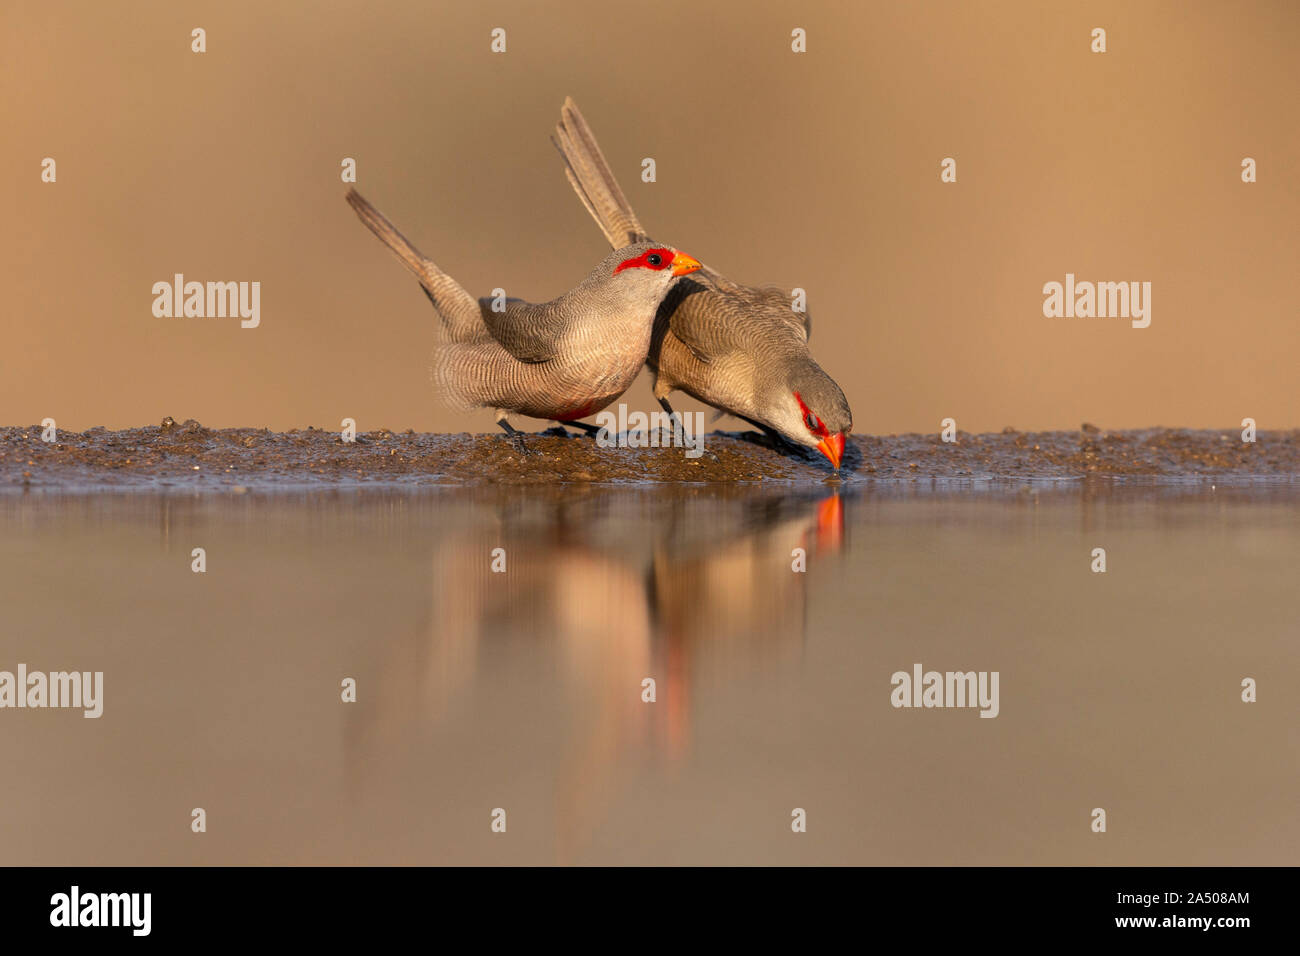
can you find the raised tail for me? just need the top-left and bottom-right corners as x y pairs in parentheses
(345, 188), (480, 342)
(346, 188), (438, 285)
(552, 97), (651, 250)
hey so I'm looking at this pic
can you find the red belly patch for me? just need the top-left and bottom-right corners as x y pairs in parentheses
(552, 399), (602, 420)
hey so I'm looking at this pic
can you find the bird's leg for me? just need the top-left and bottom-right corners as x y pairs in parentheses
(655, 396), (718, 461)
(495, 415), (535, 456)
(654, 394), (722, 459)
(560, 420), (602, 438)
(737, 421), (787, 453)
(656, 396), (686, 444)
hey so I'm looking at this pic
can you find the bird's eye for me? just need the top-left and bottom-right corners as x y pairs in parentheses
(805, 412), (817, 431)
(647, 253), (662, 267)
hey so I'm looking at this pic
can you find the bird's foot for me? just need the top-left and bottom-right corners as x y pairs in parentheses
(560, 420), (602, 438)
(657, 411), (687, 443)
(496, 419), (537, 456)
(502, 433), (536, 456)
(738, 429), (785, 452)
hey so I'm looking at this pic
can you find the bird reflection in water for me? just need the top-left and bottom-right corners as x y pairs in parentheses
(362, 485), (847, 861)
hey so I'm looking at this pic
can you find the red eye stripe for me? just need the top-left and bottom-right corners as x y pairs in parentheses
(794, 391), (829, 438)
(615, 248), (673, 273)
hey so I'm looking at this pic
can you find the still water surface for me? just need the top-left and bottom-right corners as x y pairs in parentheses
(1, 481), (1296, 864)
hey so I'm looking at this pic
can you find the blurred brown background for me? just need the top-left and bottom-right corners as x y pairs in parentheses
(3, 0), (1297, 435)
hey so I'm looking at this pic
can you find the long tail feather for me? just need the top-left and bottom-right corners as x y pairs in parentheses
(345, 188), (481, 345)
(346, 188), (445, 289)
(552, 97), (650, 249)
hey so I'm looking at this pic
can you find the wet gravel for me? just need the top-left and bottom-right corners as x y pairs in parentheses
(1, 418), (1296, 492)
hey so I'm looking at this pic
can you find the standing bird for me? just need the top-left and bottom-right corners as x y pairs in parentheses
(552, 98), (852, 469)
(345, 188), (702, 450)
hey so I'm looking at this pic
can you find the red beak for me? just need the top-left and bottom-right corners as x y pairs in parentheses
(670, 250), (703, 277)
(816, 432), (845, 469)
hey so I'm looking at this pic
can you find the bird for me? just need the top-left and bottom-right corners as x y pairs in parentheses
(551, 97), (853, 469)
(345, 188), (702, 451)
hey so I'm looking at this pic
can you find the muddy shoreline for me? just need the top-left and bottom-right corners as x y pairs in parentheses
(2, 419), (1297, 492)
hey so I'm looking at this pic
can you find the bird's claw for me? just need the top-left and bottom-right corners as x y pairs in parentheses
(504, 434), (535, 456)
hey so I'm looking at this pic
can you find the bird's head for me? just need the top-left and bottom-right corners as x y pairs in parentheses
(604, 241), (702, 294)
(769, 366), (852, 469)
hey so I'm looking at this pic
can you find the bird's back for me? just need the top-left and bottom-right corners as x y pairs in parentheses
(650, 276), (812, 417)
(437, 289), (654, 418)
